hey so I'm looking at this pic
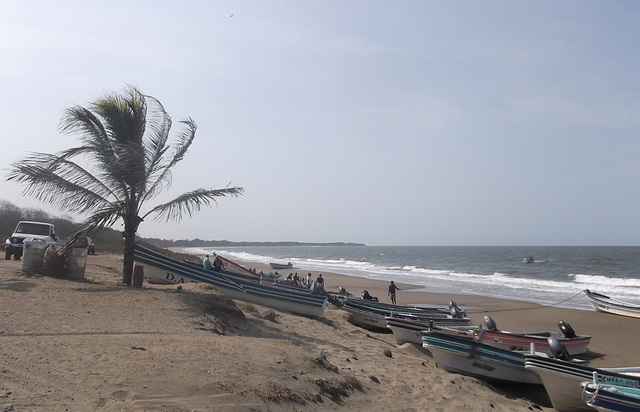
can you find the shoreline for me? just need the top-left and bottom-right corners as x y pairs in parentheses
(175, 246), (605, 312)
(213, 251), (638, 368)
(2, 250), (639, 411)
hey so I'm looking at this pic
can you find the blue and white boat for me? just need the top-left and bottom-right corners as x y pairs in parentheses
(133, 244), (328, 317)
(524, 355), (640, 412)
(422, 331), (578, 385)
(340, 297), (470, 331)
(582, 372), (640, 412)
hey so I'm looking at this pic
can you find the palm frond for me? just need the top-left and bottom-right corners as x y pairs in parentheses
(76, 204), (126, 236)
(59, 107), (130, 197)
(59, 106), (108, 143)
(144, 186), (244, 222)
(142, 117), (197, 203)
(6, 153), (113, 213)
(91, 88), (146, 145)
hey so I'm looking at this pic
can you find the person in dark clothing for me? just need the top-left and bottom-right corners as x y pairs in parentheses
(388, 281), (400, 304)
(213, 256), (225, 272)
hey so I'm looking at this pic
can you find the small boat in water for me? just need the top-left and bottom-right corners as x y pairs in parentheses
(523, 256), (534, 263)
(269, 262), (293, 270)
(584, 289), (640, 319)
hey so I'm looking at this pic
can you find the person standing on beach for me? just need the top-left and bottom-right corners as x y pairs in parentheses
(388, 281), (400, 304)
(203, 255), (212, 270)
(306, 273), (312, 289)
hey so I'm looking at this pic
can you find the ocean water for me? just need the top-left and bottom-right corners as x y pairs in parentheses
(178, 246), (640, 311)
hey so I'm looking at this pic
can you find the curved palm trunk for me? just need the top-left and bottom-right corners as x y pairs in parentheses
(122, 215), (142, 286)
(122, 230), (135, 286)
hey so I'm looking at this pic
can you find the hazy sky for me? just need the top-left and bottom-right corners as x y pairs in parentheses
(1, 1), (638, 246)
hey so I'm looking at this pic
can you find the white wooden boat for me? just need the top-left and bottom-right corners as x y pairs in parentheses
(385, 317), (474, 345)
(524, 355), (640, 411)
(269, 262), (293, 270)
(386, 315), (590, 356)
(134, 244), (327, 317)
(341, 297), (470, 331)
(422, 330), (548, 384)
(584, 289), (640, 319)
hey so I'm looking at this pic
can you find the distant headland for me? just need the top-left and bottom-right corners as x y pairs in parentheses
(142, 238), (366, 248)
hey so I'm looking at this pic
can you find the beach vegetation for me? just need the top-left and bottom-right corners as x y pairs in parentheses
(256, 381), (309, 405)
(5, 85), (244, 284)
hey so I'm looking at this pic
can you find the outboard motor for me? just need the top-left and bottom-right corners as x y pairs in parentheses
(558, 320), (576, 339)
(450, 305), (463, 318)
(483, 315), (498, 332)
(361, 290), (379, 302)
(547, 336), (570, 360)
(448, 300), (456, 309)
(327, 294), (343, 308)
(338, 286), (352, 297)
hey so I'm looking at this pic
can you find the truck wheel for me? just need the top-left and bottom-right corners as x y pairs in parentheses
(4, 249), (11, 260)
(14, 251), (22, 260)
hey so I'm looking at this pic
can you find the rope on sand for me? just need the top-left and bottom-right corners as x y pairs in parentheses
(467, 290), (585, 314)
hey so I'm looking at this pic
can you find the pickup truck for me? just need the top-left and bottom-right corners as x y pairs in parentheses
(4, 221), (58, 260)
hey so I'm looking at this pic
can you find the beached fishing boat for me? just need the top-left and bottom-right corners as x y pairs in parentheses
(385, 317), (474, 345)
(385, 316), (590, 356)
(422, 331), (586, 385)
(584, 289), (640, 319)
(422, 330), (549, 384)
(213, 253), (259, 277)
(524, 355), (640, 412)
(341, 297), (470, 331)
(269, 262), (293, 270)
(476, 316), (590, 355)
(442, 315), (589, 355)
(133, 244), (327, 317)
(342, 297), (466, 317)
(582, 375), (640, 412)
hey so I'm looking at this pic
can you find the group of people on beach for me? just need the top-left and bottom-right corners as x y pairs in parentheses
(285, 272), (325, 293)
(203, 254), (225, 272)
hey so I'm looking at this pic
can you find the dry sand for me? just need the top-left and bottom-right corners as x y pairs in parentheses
(0, 251), (637, 412)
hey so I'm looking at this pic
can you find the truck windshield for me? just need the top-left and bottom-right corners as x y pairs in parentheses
(15, 223), (51, 236)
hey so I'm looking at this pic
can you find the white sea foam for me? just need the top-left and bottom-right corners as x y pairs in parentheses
(173, 246), (640, 311)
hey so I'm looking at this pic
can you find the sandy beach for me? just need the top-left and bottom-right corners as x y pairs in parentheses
(1, 251), (638, 412)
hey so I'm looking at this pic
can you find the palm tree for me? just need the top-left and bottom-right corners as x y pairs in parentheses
(6, 86), (244, 284)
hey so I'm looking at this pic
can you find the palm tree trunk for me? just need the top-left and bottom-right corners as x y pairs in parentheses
(122, 230), (135, 286)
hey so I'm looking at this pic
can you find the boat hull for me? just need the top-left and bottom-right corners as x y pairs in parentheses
(584, 289), (640, 319)
(269, 262), (293, 270)
(385, 318), (590, 356)
(583, 382), (640, 412)
(480, 329), (589, 356)
(342, 304), (470, 331)
(341, 297), (470, 331)
(134, 245), (327, 318)
(524, 355), (640, 412)
(423, 331), (542, 384)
